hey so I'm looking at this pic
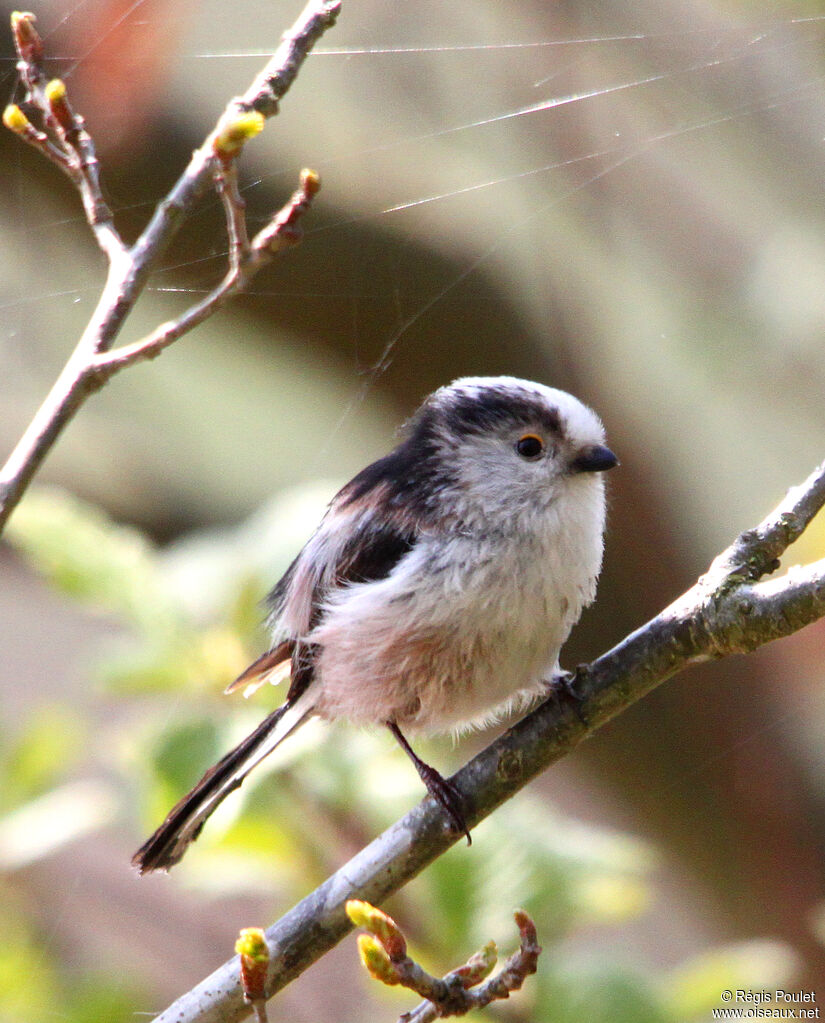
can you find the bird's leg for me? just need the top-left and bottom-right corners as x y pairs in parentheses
(387, 721), (471, 845)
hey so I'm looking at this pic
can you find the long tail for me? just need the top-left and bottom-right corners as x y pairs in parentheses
(132, 694), (314, 874)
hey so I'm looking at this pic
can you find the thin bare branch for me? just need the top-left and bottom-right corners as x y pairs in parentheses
(3, 105), (75, 174)
(398, 911), (541, 1023)
(6, 13), (122, 260)
(127, 0), (340, 313)
(148, 457), (825, 1023)
(704, 459), (825, 585)
(346, 901), (538, 1021)
(0, 1), (340, 535)
(92, 171), (320, 377)
(215, 159), (251, 274)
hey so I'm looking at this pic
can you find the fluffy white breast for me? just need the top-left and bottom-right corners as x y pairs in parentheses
(309, 468), (606, 734)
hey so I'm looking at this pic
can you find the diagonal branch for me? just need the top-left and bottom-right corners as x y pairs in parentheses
(149, 458), (825, 1023)
(702, 459), (825, 587)
(0, 0), (341, 536)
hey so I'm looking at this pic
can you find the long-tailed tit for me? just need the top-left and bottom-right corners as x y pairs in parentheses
(132, 376), (618, 873)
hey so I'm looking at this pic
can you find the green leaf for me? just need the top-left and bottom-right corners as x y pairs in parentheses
(146, 716), (222, 797)
(539, 963), (668, 1023)
(0, 905), (61, 1020)
(66, 977), (144, 1023)
(6, 487), (182, 638)
(1, 704), (84, 809)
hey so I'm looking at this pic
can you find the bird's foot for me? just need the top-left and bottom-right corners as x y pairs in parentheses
(416, 759), (472, 846)
(545, 665), (590, 726)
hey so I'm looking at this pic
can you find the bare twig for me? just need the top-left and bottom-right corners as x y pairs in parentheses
(215, 158), (251, 275)
(91, 171), (321, 375)
(7, 14), (122, 258)
(148, 458), (825, 1023)
(0, 1), (340, 535)
(346, 901), (540, 1022)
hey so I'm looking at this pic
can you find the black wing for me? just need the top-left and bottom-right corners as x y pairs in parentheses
(264, 484), (421, 707)
(266, 437), (430, 621)
(334, 515), (417, 586)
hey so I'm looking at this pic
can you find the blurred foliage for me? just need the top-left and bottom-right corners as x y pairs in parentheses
(0, 703), (85, 810)
(3, 486), (803, 1021)
(0, 893), (141, 1023)
(4, 0), (825, 1016)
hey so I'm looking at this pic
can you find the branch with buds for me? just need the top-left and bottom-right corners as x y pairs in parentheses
(0, 2), (339, 534)
(346, 901), (541, 1022)
(4, 9), (825, 1023)
(149, 456), (825, 1023)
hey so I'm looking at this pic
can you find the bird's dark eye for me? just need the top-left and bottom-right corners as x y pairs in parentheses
(515, 433), (545, 459)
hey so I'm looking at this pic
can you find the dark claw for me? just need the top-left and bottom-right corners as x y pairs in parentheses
(417, 761), (472, 845)
(545, 666), (589, 726)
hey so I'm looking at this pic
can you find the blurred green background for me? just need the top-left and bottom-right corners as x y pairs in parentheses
(2, 1), (825, 1020)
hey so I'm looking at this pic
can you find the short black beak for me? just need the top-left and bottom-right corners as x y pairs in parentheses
(571, 444), (619, 473)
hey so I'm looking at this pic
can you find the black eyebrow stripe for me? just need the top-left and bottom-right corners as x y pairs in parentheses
(441, 389), (563, 438)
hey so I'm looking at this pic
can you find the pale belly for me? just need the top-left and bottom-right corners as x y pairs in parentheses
(310, 529), (595, 735)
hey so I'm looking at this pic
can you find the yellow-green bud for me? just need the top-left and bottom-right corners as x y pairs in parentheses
(3, 104), (30, 134)
(345, 900), (407, 959)
(345, 899), (374, 929)
(213, 111), (265, 157)
(44, 78), (73, 131)
(235, 928), (268, 1004)
(235, 927), (269, 963)
(357, 934), (400, 986)
(44, 78), (67, 104)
